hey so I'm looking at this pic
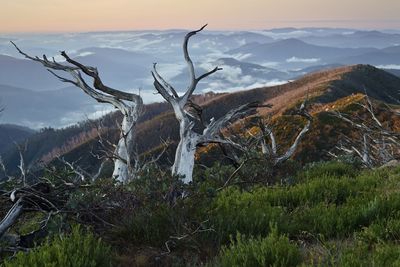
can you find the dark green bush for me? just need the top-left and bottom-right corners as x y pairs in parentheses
(338, 242), (400, 267)
(357, 218), (400, 244)
(110, 168), (213, 248)
(301, 161), (360, 180)
(111, 203), (172, 246)
(3, 226), (112, 267)
(210, 166), (400, 242)
(6, 159), (396, 266)
(210, 187), (287, 242)
(260, 175), (374, 208)
(281, 194), (400, 238)
(213, 228), (301, 267)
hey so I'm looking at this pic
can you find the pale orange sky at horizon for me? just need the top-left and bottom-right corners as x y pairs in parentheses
(1, 0), (400, 33)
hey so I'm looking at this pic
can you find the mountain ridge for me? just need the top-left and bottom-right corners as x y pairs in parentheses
(2, 64), (399, 178)
(228, 38), (377, 63)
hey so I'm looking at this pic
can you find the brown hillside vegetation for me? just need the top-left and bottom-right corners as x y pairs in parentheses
(272, 94), (400, 164)
(135, 64), (400, 153)
(257, 64), (400, 116)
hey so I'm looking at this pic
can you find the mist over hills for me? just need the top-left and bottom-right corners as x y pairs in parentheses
(1, 27), (400, 128)
(0, 84), (102, 128)
(72, 47), (158, 89)
(337, 45), (400, 66)
(0, 54), (67, 91)
(228, 38), (376, 65)
(299, 30), (400, 48)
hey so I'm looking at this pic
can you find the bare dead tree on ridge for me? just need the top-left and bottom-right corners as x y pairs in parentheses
(152, 25), (260, 183)
(11, 42), (143, 183)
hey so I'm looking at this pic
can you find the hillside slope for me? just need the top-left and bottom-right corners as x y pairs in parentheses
(3, 64), (400, 177)
(256, 64), (400, 116)
(0, 124), (35, 154)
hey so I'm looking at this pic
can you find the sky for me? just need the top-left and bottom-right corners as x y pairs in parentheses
(1, 0), (400, 33)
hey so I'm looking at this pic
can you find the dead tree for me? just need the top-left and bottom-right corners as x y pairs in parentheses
(15, 141), (28, 186)
(0, 141), (51, 245)
(331, 93), (400, 167)
(0, 175), (94, 252)
(258, 100), (313, 166)
(152, 25), (258, 183)
(11, 42), (143, 183)
(0, 155), (136, 252)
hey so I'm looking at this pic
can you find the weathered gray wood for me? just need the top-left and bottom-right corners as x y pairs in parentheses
(0, 198), (24, 239)
(12, 42), (143, 182)
(152, 25), (259, 183)
(260, 101), (312, 166)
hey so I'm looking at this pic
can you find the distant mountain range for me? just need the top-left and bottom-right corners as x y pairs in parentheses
(170, 57), (291, 92)
(226, 37), (400, 70)
(0, 54), (66, 91)
(73, 47), (158, 89)
(229, 38), (376, 59)
(2, 28), (400, 128)
(0, 84), (99, 128)
(337, 45), (400, 65)
(299, 30), (400, 48)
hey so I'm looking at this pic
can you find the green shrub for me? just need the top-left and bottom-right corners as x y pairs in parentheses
(287, 199), (374, 238)
(357, 218), (400, 244)
(372, 244), (400, 267)
(214, 228), (301, 267)
(301, 161), (360, 180)
(338, 242), (400, 267)
(210, 187), (287, 242)
(210, 172), (383, 241)
(288, 194), (400, 238)
(111, 203), (172, 246)
(263, 175), (372, 208)
(3, 226), (112, 267)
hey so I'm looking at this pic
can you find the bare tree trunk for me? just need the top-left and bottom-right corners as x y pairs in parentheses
(171, 124), (199, 183)
(0, 198), (24, 239)
(113, 111), (138, 182)
(169, 106), (197, 182)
